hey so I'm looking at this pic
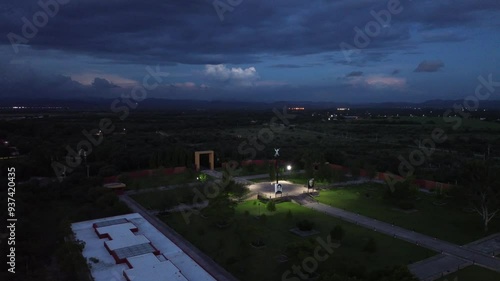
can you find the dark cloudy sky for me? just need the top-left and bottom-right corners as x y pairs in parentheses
(1, 0), (499, 102)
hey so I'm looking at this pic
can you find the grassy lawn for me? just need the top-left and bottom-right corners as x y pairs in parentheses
(129, 184), (204, 210)
(160, 200), (435, 281)
(281, 175), (310, 185)
(280, 173), (336, 187)
(121, 171), (197, 189)
(316, 184), (500, 244)
(436, 266), (500, 281)
(399, 116), (500, 130)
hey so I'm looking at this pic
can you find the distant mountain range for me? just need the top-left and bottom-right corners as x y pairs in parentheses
(2, 98), (500, 111)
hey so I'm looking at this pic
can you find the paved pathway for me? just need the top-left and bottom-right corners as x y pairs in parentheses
(331, 178), (384, 186)
(409, 255), (471, 281)
(200, 169), (223, 179)
(119, 195), (239, 281)
(202, 170), (255, 185)
(201, 169), (304, 185)
(409, 233), (500, 281)
(294, 196), (500, 274)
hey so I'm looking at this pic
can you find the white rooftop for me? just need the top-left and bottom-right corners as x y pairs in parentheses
(72, 213), (215, 281)
(96, 222), (150, 251)
(124, 253), (188, 281)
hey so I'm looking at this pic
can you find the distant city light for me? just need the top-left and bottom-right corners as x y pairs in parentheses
(1, 106), (64, 110)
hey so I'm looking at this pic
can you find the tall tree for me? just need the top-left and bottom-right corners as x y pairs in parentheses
(460, 161), (500, 232)
(203, 191), (237, 226)
(203, 166), (238, 226)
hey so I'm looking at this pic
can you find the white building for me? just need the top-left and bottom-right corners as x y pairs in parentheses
(72, 213), (215, 281)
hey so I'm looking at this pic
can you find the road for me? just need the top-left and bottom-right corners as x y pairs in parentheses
(119, 195), (239, 281)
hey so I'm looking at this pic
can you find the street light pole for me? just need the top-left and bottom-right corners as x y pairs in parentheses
(275, 159), (279, 185)
(274, 148), (280, 185)
(79, 149), (89, 178)
(85, 152), (89, 178)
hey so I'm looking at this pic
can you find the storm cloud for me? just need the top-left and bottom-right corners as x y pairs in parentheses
(414, 60), (445, 72)
(0, 0), (498, 102)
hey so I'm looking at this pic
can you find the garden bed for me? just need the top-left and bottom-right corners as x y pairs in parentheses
(289, 227), (321, 237)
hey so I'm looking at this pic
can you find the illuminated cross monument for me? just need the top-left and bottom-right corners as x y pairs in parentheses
(274, 148), (282, 197)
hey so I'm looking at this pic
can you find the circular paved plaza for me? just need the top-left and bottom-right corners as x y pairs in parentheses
(246, 180), (307, 198)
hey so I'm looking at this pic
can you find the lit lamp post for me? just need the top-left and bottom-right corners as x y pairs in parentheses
(274, 148), (280, 184)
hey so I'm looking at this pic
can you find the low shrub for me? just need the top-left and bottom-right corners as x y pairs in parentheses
(397, 200), (415, 210)
(363, 238), (377, 253)
(296, 219), (315, 231)
(266, 200), (276, 212)
(330, 225), (345, 241)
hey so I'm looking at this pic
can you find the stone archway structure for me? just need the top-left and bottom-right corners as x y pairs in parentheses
(194, 150), (214, 170)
